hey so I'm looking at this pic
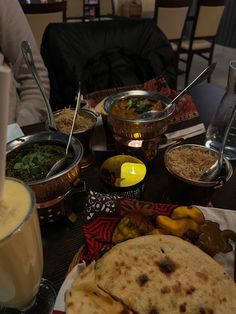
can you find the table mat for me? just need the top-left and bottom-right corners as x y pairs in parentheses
(69, 190), (236, 280)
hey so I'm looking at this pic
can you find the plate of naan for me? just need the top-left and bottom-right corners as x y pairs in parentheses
(54, 234), (236, 314)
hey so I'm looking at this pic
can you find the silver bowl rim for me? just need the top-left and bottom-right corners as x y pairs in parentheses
(6, 130), (84, 185)
(104, 90), (175, 123)
(164, 143), (233, 187)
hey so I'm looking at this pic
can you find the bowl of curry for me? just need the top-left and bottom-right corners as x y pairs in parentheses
(104, 90), (175, 140)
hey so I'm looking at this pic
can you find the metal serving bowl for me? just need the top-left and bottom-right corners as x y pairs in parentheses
(6, 131), (84, 224)
(53, 108), (98, 168)
(104, 90), (175, 140)
(164, 144), (233, 206)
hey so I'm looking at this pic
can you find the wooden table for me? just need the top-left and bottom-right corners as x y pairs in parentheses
(22, 83), (235, 293)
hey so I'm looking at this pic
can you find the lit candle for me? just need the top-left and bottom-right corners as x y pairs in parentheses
(119, 162), (146, 187)
(0, 64), (11, 200)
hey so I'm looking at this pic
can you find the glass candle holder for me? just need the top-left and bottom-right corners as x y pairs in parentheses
(100, 155), (147, 199)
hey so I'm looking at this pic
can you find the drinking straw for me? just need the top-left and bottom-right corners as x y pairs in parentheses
(0, 64), (11, 200)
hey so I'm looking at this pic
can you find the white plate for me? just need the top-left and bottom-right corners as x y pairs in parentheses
(52, 262), (86, 313)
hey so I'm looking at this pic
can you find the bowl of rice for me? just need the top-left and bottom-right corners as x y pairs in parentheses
(53, 108), (97, 168)
(164, 144), (233, 205)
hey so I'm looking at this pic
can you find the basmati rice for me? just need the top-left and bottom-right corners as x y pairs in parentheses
(166, 146), (218, 181)
(55, 108), (93, 133)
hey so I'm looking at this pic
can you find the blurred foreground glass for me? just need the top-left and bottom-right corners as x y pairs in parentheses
(164, 144), (233, 206)
(0, 178), (56, 313)
(205, 60), (236, 160)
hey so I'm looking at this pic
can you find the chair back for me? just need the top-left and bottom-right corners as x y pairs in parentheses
(141, 0), (155, 18)
(41, 19), (177, 108)
(66, 0), (83, 20)
(154, 0), (191, 42)
(192, 0), (225, 39)
(20, 1), (67, 48)
(100, 0), (115, 17)
(179, 1), (225, 86)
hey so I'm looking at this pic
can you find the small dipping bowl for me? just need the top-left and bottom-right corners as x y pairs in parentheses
(100, 155), (147, 199)
(54, 108), (97, 168)
(164, 144), (233, 206)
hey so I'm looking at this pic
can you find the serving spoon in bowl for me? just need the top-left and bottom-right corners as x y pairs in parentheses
(21, 41), (57, 130)
(140, 62), (216, 120)
(200, 102), (236, 182)
(46, 85), (81, 178)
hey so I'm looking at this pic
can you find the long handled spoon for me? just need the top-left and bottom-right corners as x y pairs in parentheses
(200, 102), (236, 181)
(21, 41), (57, 130)
(46, 85), (81, 178)
(141, 63), (216, 119)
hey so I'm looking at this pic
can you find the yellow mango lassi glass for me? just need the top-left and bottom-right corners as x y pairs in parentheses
(0, 178), (56, 313)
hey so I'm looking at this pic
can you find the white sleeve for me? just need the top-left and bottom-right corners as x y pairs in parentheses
(0, 0), (49, 126)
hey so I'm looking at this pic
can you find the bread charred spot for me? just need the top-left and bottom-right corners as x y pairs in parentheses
(179, 302), (187, 312)
(160, 286), (171, 294)
(160, 247), (165, 253)
(149, 308), (160, 314)
(66, 302), (74, 308)
(136, 274), (149, 286)
(185, 286), (196, 295)
(155, 257), (177, 275)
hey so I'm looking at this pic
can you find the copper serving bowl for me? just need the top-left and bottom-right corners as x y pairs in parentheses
(164, 144), (233, 206)
(104, 90), (175, 140)
(6, 131), (84, 224)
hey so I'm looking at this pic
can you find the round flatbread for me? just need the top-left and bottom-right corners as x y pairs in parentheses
(95, 235), (236, 314)
(66, 235), (236, 314)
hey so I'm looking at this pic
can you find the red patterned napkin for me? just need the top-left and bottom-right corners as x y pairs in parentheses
(74, 190), (179, 266)
(68, 190), (236, 275)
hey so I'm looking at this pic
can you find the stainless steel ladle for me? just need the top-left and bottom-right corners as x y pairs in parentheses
(46, 85), (81, 178)
(21, 41), (57, 130)
(200, 102), (236, 181)
(141, 63), (216, 120)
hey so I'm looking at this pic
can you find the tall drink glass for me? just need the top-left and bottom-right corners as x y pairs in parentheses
(0, 178), (56, 313)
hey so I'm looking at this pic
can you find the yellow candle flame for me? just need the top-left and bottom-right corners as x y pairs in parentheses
(118, 162), (146, 187)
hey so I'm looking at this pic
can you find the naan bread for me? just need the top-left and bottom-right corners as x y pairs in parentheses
(95, 235), (236, 314)
(94, 97), (107, 115)
(65, 262), (131, 314)
(66, 235), (236, 313)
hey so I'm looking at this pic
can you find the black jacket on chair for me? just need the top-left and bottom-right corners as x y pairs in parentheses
(41, 18), (176, 110)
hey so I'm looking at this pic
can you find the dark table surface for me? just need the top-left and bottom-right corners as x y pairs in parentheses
(22, 83), (235, 294)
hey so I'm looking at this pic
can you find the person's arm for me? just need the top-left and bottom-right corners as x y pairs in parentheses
(0, 0), (49, 126)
